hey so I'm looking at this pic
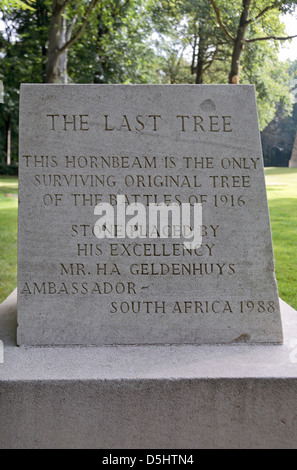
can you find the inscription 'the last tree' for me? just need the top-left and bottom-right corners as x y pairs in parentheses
(17, 84), (283, 346)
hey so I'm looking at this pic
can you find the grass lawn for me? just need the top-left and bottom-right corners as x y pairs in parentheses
(0, 169), (296, 309)
(0, 176), (18, 303)
(265, 168), (297, 310)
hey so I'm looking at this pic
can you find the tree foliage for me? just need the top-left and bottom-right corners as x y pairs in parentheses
(261, 58), (297, 166)
(69, 0), (161, 84)
(152, 0), (230, 84)
(208, 0), (297, 83)
(0, 0), (297, 164)
(262, 102), (297, 166)
(0, 0), (35, 10)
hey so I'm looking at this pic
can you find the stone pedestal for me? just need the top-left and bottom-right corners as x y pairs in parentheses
(1, 289), (297, 449)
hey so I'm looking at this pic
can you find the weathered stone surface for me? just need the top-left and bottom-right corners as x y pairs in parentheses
(17, 84), (283, 345)
(1, 291), (297, 449)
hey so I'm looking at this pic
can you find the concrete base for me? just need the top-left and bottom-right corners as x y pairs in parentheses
(1, 290), (297, 449)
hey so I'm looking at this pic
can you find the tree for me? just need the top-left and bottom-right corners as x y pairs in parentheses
(0, 8), (26, 164)
(241, 40), (293, 129)
(13, 0), (51, 82)
(69, 0), (161, 84)
(44, 0), (158, 84)
(0, 30), (21, 164)
(289, 132), (297, 166)
(209, 0), (297, 84)
(45, 0), (99, 83)
(0, 1), (51, 164)
(157, 41), (194, 84)
(289, 60), (297, 167)
(0, 0), (296, 165)
(0, 0), (163, 164)
(260, 59), (297, 166)
(152, 0), (230, 84)
(262, 102), (297, 166)
(0, 0), (35, 9)
(151, 0), (293, 129)
(184, 0), (228, 84)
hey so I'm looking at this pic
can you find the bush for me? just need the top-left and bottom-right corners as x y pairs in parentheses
(0, 161), (18, 176)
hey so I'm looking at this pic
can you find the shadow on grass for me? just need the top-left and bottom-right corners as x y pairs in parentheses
(265, 168), (297, 176)
(0, 186), (18, 194)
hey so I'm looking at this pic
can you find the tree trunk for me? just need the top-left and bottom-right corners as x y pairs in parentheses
(94, 14), (109, 84)
(6, 115), (11, 166)
(193, 23), (206, 84)
(58, 16), (68, 83)
(196, 34), (205, 84)
(46, 0), (64, 83)
(191, 35), (197, 76)
(289, 131), (297, 168)
(229, 0), (252, 84)
(58, 15), (77, 84)
(35, 0), (50, 83)
(46, 0), (97, 83)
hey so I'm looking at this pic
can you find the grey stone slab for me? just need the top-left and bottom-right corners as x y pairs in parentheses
(1, 291), (297, 380)
(1, 292), (297, 449)
(18, 84), (282, 345)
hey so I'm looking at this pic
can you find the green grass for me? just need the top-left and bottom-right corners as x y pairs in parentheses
(0, 169), (296, 309)
(0, 176), (18, 303)
(265, 168), (297, 310)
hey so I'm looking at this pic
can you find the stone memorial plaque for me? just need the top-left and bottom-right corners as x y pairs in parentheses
(17, 84), (283, 345)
